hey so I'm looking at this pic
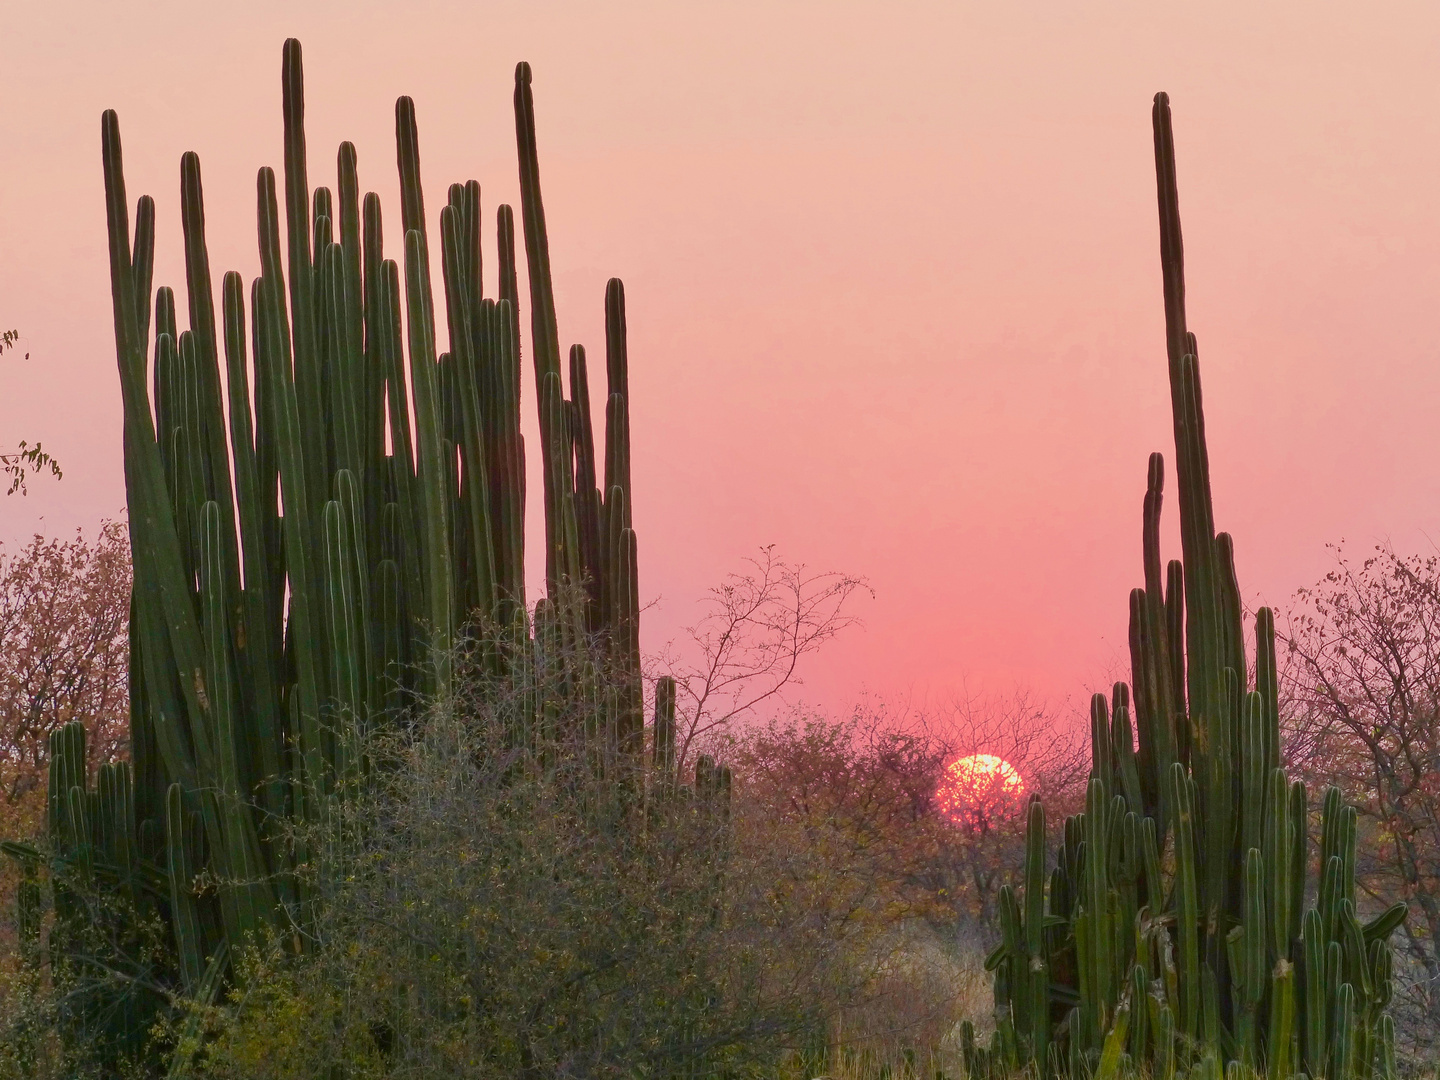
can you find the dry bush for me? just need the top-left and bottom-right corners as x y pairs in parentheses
(191, 654), (1056, 1078)
(724, 709), (957, 1061)
(187, 620), (897, 1079)
(721, 698), (1086, 1071)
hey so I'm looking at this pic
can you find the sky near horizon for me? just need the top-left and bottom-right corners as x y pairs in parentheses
(2, 2), (1438, 720)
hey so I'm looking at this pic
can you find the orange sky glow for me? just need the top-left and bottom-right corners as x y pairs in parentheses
(3, 2), (1438, 721)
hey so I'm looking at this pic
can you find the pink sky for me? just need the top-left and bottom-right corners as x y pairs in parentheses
(3, 2), (1439, 718)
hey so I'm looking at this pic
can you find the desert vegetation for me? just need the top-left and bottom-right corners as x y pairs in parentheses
(0, 35), (1434, 1080)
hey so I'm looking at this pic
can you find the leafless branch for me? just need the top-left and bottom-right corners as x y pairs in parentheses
(659, 546), (871, 769)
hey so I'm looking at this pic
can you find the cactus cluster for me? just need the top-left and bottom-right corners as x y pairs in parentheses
(3, 38), (726, 1063)
(971, 96), (1408, 1080)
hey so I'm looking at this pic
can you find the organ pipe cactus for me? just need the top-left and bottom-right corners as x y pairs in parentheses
(979, 95), (1408, 1078)
(5, 38), (720, 1065)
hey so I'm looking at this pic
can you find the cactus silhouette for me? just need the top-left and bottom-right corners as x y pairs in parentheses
(977, 95), (1408, 1079)
(2, 39), (731, 1067)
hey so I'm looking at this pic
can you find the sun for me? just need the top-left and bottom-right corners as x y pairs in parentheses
(936, 753), (1024, 826)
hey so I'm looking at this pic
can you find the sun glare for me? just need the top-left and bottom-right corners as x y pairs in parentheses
(936, 753), (1024, 826)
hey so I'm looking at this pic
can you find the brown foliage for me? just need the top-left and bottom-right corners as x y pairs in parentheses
(721, 697), (1088, 1055)
(725, 694), (1088, 933)
(0, 330), (62, 498)
(0, 521), (130, 823)
(728, 710), (949, 923)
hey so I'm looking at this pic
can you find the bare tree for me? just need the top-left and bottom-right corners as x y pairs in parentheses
(1282, 542), (1440, 1056)
(658, 546), (871, 769)
(0, 522), (130, 816)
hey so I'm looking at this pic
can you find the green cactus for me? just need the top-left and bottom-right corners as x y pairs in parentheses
(2, 38), (718, 1071)
(1377, 1014), (1397, 1080)
(980, 92), (1408, 1078)
(1025, 796), (1052, 1068)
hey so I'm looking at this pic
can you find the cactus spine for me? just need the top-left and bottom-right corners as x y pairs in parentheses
(979, 94), (1407, 1078)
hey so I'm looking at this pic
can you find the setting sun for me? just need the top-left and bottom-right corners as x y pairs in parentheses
(935, 753), (1024, 826)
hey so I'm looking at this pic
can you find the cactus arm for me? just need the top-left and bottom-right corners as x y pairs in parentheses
(1091, 694), (1114, 792)
(1340, 804), (1358, 908)
(378, 260), (426, 628)
(254, 272), (324, 795)
(1215, 535), (1247, 693)
(200, 500), (275, 943)
(180, 153), (244, 606)
(132, 194), (155, 342)
(1334, 981), (1356, 1080)
(1165, 559), (1189, 764)
(1263, 768), (1291, 959)
(1094, 995), (1131, 1080)
(569, 345), (605, 628)
(281, 41), (328, 530)
(1023, 795), (1050, 1070)
(166, 783), (206, 991)
(1266, 956), (1294, 1080)
(324, 242), (365, 479)
(1378, 1013), (1397, 1080)
(1236, 848), (1266, 1065)
(491, 296), (526, 614)
(336, 144), (367, 463)
(512, 63), (561, 389)
(401, 227), (454, 693)
(1288, 779), (1308, 946)
(323, 495), (363, 787)
(603, 278), (633, 513)
(513, 63), (584, 610)
(1254, 608), (1280, 778)
(1156, 1003), (1176, 1080)
(439, 204), (499, 622)
(1172, 763), (1201, 1044)
(1241, 693), (1266, 862)
(1113, 701), (1146, 816)
(220, 273), (285, 821)
(1362, 902), (1408, 945)
(102, 112), (213, 784)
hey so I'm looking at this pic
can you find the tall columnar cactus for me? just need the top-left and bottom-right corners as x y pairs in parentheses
(2, 38), (704, 1061)
(978, 95), (1408, 1079)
